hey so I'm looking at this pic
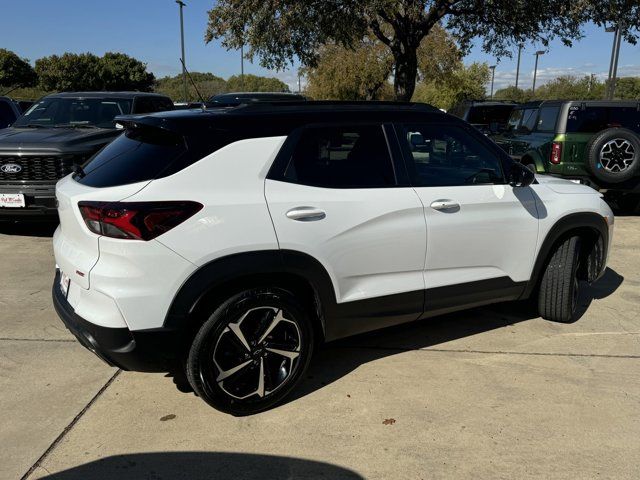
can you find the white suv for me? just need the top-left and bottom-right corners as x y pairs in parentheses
(52, 102), (614, 415)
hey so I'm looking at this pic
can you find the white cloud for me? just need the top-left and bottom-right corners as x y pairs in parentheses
(489, 63), (640, 91)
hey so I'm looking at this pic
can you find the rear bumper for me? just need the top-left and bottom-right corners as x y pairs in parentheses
(0, 183), (57, 217)
(52, 270), (180, 372)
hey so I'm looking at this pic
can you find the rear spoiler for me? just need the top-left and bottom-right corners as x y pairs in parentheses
(114, 114), (183, 134)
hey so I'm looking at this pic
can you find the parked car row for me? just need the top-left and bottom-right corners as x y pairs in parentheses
(449, 99), (640, 212)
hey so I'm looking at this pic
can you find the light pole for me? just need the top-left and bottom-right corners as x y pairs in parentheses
(532, 50), (544, 95)
(606, 24), (622, 99)
(489, 65), (496, 99)
(240, 44), (244, 91)
(515, 44), (522, 89)
(176, 1), (187, 102)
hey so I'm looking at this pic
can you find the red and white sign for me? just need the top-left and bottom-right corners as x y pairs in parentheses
(0, 193), (26, 208)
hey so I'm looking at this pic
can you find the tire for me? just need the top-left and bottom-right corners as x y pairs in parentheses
(538, 236), (582, 323)
(586, 128), (640, 183)
(186, 288), (314, 415)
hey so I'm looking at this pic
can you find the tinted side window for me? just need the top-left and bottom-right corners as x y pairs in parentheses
(153, 97), (174, 112)
(567, 106), (640, 134)
(0, 102), (16, 128)
(521, 108), (538, 132)
(535, 106), (559, 132)
(284, 125), (395, 188)
(400, 124), (504, 187)
(133, 97), (154, 113)
(507, 109), (524, 130)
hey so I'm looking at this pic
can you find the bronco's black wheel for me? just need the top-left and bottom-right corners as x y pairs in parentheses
(538, 236), (582, 323)
(187, 288), (313, 415)
(586, 128), (640, 183)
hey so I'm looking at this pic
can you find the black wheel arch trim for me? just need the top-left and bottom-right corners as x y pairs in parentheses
(523, 211), (609, 298)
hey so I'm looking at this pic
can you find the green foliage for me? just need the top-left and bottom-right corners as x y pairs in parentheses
(492, 86), (532, 102)
(6, 86), (52, 101)
(35, 52), (155, 92)
(413, 62), (490, 110)
(156, 72), (228, 101)
(614, 77), (640, 99)
(204, 0), (639, 100)
(303, 36), (394, 100)
(98, 52), (155, 91)
(226, 74), (289, 92)
(0, 49), (37, 89)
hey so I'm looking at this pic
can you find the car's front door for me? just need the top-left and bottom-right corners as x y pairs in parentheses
(395, 122), (540, 314)
(265, 123), (427, 338)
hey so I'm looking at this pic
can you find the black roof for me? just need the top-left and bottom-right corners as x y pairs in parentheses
(115, 101), (448, 136)
(44, 91), (170, 99)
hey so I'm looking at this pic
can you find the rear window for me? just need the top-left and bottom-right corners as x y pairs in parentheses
(535, 106), (560, 132)
(75, 125), (237, 188)
(466, 105), (514, 125)
(75, 127), (186, 187)
(566, 106), (640, 133)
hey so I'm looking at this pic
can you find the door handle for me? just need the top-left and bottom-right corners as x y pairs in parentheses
(286, 207), (326, 221)
(430, 199), (460, 212)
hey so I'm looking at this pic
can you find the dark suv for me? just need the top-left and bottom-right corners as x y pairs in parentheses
(0, 92), (173, 218)
(448, 100), (517, 134)
(491, 100), (640, 208)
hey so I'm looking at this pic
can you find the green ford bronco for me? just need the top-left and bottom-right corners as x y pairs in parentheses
(491, 100), (640, 210)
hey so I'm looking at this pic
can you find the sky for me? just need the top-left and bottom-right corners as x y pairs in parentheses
(2, 0), (639, 93)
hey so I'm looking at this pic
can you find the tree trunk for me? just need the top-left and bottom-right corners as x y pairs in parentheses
(392, 45), (419, 101)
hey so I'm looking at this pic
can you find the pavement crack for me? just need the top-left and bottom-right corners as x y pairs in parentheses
(333, 345), (640, 359)
(20, 369), (122, 480)
(0, 337), (76, 343)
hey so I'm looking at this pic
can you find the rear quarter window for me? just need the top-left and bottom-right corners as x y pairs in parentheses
(566, 106), (640, 133)
(535, 106), (560, 132)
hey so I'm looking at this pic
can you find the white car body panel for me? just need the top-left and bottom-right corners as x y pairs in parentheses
(413, 184), (539, 287)
(265, 180), (426, 303)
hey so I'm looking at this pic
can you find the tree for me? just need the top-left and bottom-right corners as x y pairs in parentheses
(156, 72), (228, 101)
(303, 24), (458, 101)
(614, 77), (640, 99)
(0, 49), (37, 89)
(35, 53), (102, 91)
(492, 86), (532, 102)
(412, 62), (490, 110)
(99, 52), (155, 91)
(205, 0), (639, 101)
(35, 52), (155, 92)
(532, 75), (604, 100)
(303, 36), (393, 100)
(226, 74), (289, 92)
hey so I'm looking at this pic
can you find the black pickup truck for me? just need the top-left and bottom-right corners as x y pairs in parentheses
(0, 91), (173, 218)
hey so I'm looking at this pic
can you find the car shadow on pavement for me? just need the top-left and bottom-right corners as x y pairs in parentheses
(0, 220), (58, 237)
(288, 267), (624, 405)
(36, 451), (364, 480)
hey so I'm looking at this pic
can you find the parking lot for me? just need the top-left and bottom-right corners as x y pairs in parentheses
(0, 217), (638, 480)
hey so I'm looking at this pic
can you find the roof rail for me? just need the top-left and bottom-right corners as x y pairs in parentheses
(228, 100), (441, 113)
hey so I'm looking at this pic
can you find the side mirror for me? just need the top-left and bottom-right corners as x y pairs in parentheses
(509, 162), (535, 187)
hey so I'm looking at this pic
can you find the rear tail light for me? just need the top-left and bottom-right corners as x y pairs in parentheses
(78, 201), (203, 240)
(550, 142), (562, 164)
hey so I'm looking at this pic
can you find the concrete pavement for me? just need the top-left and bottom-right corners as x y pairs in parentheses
(1, 218), (639, 480)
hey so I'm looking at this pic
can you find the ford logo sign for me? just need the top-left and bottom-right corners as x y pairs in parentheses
(0, 163), (22, 174)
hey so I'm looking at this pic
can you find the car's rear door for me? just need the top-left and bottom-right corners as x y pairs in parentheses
(265, 123), (426, 337)
(395, 122), (539, 313)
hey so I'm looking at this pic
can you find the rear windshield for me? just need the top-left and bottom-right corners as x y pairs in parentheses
(14, 97), (132, 129)
(75, 127), (185, 187)
(75, 125), (236, 188)
(466, 105), (514, 125)
(566, 106), (640, 133)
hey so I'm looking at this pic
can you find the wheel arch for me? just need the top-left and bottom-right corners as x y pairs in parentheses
(163, 250), (337, 344)
(521, 151), (545, 173)
(523, 212), (608, 298)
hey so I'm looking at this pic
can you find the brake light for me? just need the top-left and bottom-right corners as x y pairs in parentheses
(550, 142), (562, 164)
(78, 201), (203, 240)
